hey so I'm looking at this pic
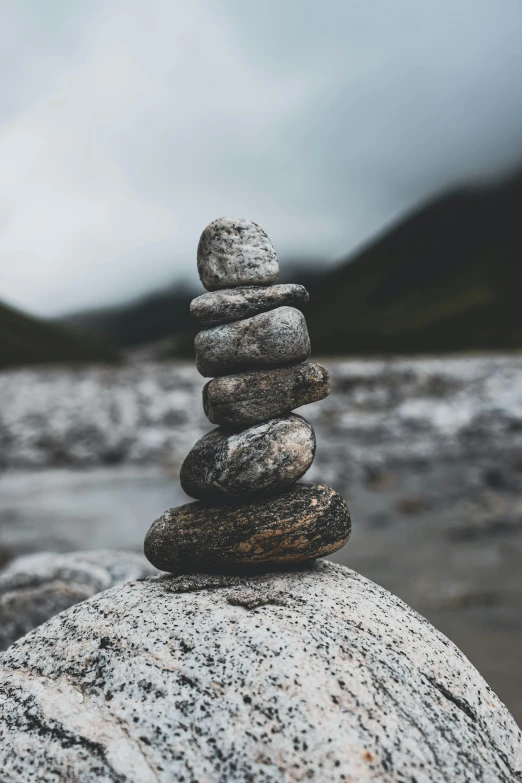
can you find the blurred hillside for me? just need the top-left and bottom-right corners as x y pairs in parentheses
(64, 285), (194, 349)
(306, 169), (522, 354)
(0, 301), (119, 369)
(61, 169), (522, 357)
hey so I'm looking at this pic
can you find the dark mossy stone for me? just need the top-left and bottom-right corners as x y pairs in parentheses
(144, 483), (351, 571)
(203, 362), (331, 427)
(190, 284), (309, 327)
(194, 306), (310, 377)
(180, 414), (315, 500)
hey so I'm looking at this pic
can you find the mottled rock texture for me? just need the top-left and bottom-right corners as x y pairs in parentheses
(203, 362), (331, 427)
(0, 561), (520, 782)
(180, 415), (315, 500)
(0, 550), (154, 650)
(191, 284), (308, 326)
(197, 217), (278, 291)
(195, 306), (311, 377)
(145, 484), (350, 570)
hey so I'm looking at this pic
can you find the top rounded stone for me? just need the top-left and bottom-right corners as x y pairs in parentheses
(197, 217), (279, 291)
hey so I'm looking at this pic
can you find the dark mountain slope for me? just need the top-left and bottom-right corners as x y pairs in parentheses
(63, 285), (197, 357)
(65, 285), (194, 348)
(306, 170), (522, 354)
(0, 300), (119, 369)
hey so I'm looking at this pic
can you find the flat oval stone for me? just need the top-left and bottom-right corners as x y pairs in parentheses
(191, 284), (309, 326)
(197, 217), (279, 291)
(195, 306), (311, 377)
(145, 483), (350, 569)
(203, 362), (331, 427)
(180, 414), (315, 500)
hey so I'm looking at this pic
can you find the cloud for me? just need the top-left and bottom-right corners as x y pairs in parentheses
(1, 0), (522, 315)
(0, 18), (175, 313)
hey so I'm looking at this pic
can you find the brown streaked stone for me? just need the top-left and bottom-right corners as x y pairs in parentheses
(144, 483), (351, 571)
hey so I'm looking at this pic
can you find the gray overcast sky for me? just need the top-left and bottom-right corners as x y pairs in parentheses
(1, 0), (522, 316)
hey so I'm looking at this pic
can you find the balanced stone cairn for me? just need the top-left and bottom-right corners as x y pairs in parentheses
(145, 217), (351, 572)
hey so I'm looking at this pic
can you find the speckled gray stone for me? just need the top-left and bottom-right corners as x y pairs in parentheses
(191, 284), (309, 326)
(0, 561), (520, 782)
(203, 362), (331, 427)
(197, 217), (279, 291)
(0, 551), (154, 651)
(145, 483), (350, 570)
(180, 414), (315, 500)
(195, 306), (311, 377)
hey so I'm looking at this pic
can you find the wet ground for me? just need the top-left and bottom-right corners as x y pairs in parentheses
(1, 355), (521, 723)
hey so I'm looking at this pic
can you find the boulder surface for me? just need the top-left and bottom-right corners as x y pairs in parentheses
(0, 550), (154, 650)
(0, 561), (520, 782)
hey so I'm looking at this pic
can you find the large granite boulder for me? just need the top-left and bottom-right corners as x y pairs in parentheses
(0, 561), (520, 782)
(0, 550), (154, 650)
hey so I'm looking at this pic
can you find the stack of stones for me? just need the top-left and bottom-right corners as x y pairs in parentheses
(145, 218), (351, 572)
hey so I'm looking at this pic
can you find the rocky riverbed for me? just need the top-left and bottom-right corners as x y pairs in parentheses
(1, 355), (522, 722)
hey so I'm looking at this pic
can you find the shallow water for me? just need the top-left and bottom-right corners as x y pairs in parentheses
(0, 467), (185, 555)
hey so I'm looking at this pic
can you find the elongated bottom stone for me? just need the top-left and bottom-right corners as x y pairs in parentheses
(144, 484), (350, 571)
